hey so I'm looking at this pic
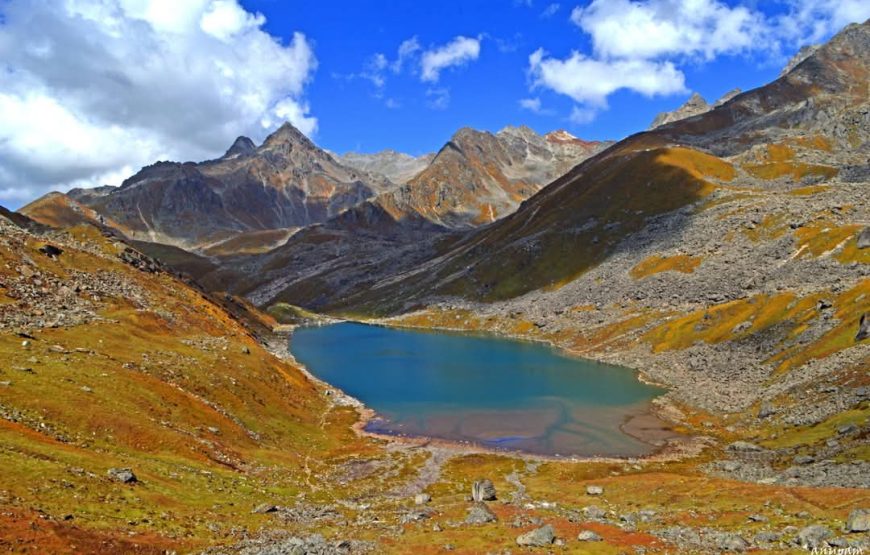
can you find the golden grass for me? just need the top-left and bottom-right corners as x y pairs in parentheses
(630, 254), (702, 279)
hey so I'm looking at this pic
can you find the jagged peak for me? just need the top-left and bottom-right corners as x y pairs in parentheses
(222, 136), (256, 159)
(261, 121), (315, 150)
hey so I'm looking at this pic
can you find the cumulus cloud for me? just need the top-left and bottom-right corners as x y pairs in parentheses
(527, 0), (870, 125)
(0, 0), (317, 206)
(528, 49), (686, 107)
(571, 0), (765, 61)
(420, 36), (481, 82)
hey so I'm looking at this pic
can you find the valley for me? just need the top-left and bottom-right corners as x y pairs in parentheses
(0, 14), (868, 555)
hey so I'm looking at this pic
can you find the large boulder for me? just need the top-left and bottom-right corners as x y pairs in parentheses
(517, 524), (555, 547)
(846, 509), (870, 532)
(857, 313), (869, 342)
(107, 468), (137, 484)
(472, 478), (497, 502)
(857, 227), (870, 249)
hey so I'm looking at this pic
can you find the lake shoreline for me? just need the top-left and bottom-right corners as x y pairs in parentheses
(271, 321), (709, 465)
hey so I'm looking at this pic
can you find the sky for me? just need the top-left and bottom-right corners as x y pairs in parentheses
(0, 0), (868, 209)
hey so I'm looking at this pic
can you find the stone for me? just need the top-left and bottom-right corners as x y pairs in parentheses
(516, 524), (555, 547)
(586, 485), (604, 496)
(80, 386), (93, 393)
(252, 503), (277, 514)
(857, 227), (870, 249)
(472, 478), (496, 502)
(38, 244), (63, 258)
(415, 493), (431, 505)
(583, 505), (606, 519)
(48, 345), (66, 353)
(846, 509), (870, 532)
(241, 346), (251, 354)
(794, 455), (815, 465)
(107, 468), (137, 483)
(757, 402), (775, 419)
(465, 503), (497, 525)
(748, 514), (768, 522)
(727, 441), (763, 452)
(857, 313), (869, 342)
(718, 534), (749, 552)
(797, 525), (832, 549)
(577, 530), (602, 541)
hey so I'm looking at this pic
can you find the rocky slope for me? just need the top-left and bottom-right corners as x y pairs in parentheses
(336, 150), (435, 184)
(373, 126), (610, 228)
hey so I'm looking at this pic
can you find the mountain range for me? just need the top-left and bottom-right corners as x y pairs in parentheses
(3, 19), (869, 555)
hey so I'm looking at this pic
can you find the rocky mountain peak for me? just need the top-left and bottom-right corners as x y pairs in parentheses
(222, 136), (256, 159)
(780, 44), (821, 77)
(649, 92), (711, 130)
(261, 122), (315, 151)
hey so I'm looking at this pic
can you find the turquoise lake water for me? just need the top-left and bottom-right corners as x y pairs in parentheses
(290, 322), (666, 457)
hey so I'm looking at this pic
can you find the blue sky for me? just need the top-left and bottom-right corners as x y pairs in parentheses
(0, 0), (867, 207)
(243, 0), (864, 155)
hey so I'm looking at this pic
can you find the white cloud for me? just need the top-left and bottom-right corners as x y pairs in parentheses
(519, 97), (543, 112)
(0, 0), (317, 206)
(571, 0), (765, 61)
(393, 37), (422, 73)
(529, 48), (686, 107)
(426, 88), (451, 110)
(420, 36), (481, 82)
(540, 3), (560, 18)
(527, 0), (869, 125)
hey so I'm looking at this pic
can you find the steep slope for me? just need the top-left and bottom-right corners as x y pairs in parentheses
(337, 149), (435, 184)
(64, 123), (394, 250)
(373, 126), (610, 228)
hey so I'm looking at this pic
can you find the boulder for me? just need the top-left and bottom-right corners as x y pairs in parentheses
(857, 313), (869, 342)
(107, 468), (137, 483)
(586, 485), (604, 496)
(727, 441), (763, 452)
(583, 505), (606, 519)
(796, 525), (832, 549)
(414, 493), (431, 505)
(252, 503), (278, 514)
(516, 524), (555, 546)
(472, 478), (496, 502)
(857, 227), (870, 249)
(577, 530), (602, 541)
(846, 508), (870, 532)
(465, 503), (497, 525)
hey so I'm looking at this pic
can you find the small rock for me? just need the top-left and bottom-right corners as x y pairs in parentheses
(241, 346), (251, 354)
(465, 503), (497, 525)
(207, 426), (220, 435)
(0, 381), (11, 387)
(48, 345), (66, 353)
(415, 493), (431, 505)
(107, 468), (137, 484)
(577, 530), (602, 542)
(748, 513), (768, 522)
(38, 244), (63, 258)
(754, 531), (781, 544)
(586, 485), (604, 496)
(727, 441), (763, 452)
(472, 478), (497, 502)
(252, 503), (277, 514)
(718, 534), (749, 552)
(857, 227), (870, 249)
(857, 313), (869, 342)
(794, 455), (815, 465)
(757, 402), (776, 419)
(21, 340), (30, 349)
(516, 524), (555, 547)
(846, 508), (870, 532)
(583, 505), (606, 519)
(797, 524), (832, 549)
(80, 386), (93, 393)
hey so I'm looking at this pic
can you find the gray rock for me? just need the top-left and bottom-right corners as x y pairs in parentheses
(107, 468), (137, 483)
(727, 441), (763, 452)
(577, 530), (602, 541)
(797, 524), (832, 549)
(516, 524), (555, 547)
(857, 313), (869, 342)
(583, 505), (606, 519)
(586, 485), (604, 496)
(717, 533), (749, 552)
(465, 503), (497, 525)
(757, 402), (776, 419)
(252, 503), (277, 514)
(846, 508), (870, 532)
(472, 478), (496, 502)
(414, 493), (431, 505)
(857, 227), (870, 249)
(754, 531), (781, 544)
